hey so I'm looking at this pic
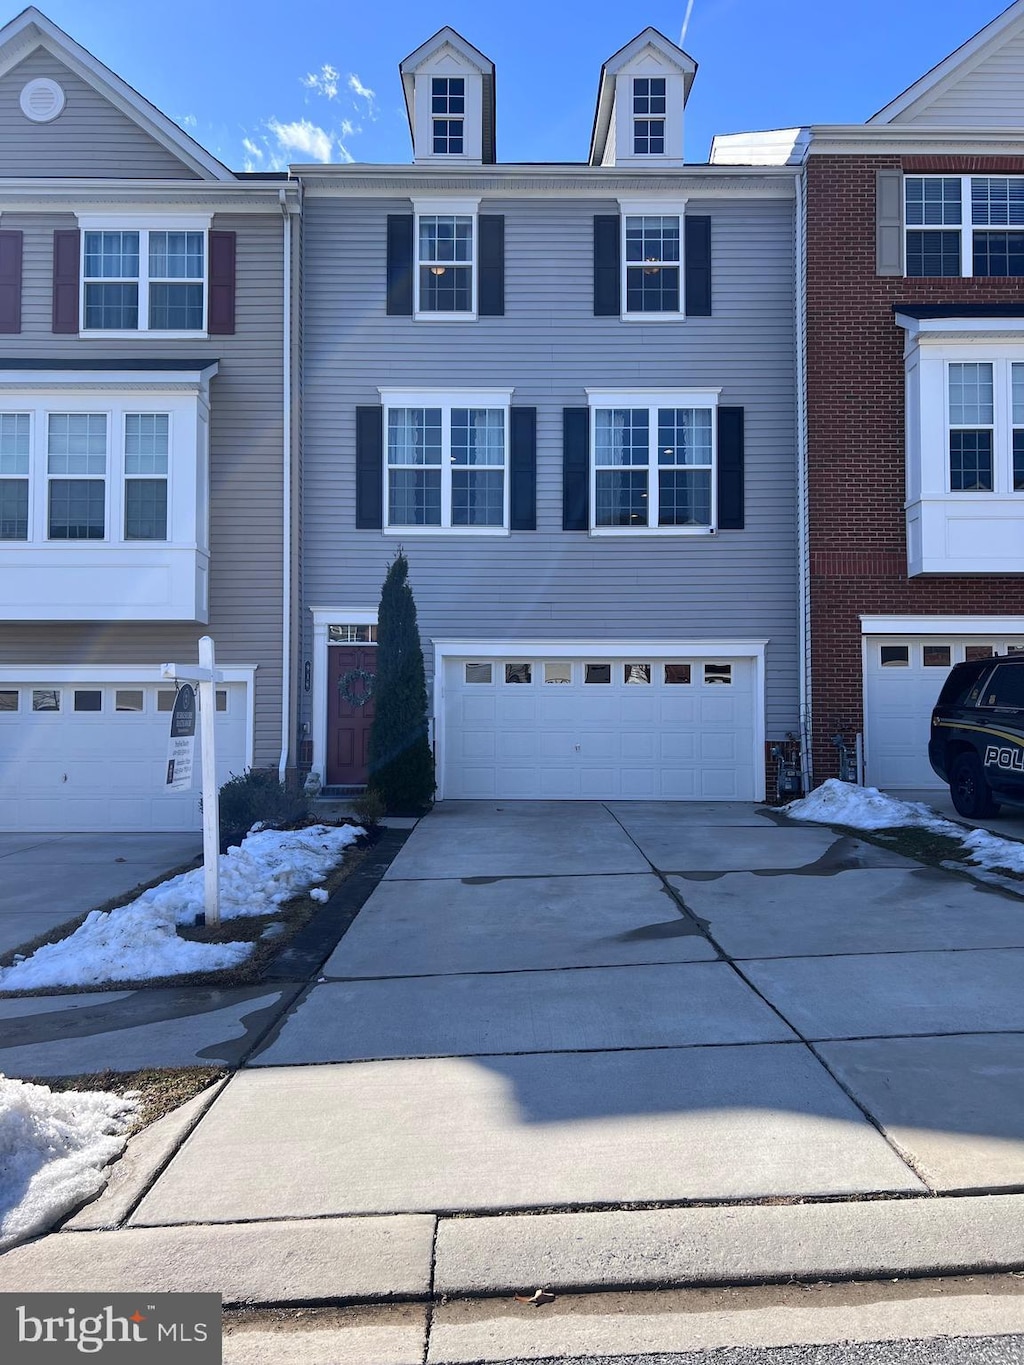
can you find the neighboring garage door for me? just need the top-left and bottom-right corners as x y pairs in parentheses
(0, 680), (249, 832)
(864, 635), (1024, 789)
(442, 653), (758, 800)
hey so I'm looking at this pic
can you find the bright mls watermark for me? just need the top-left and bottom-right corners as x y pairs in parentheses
(1, 1293), (221, 1362)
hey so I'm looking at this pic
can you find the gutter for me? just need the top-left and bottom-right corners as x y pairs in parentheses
(278, 185), (299, 783)
(794, 158), (812, 790)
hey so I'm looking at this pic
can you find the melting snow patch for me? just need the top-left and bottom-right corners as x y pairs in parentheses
(0, 824), (364, 992)
(0, 1075), (136, 1251)
(784, 779), (960, 834)
(785, 779), (1024, 879)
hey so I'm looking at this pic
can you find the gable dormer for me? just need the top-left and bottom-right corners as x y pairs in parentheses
(590, 28), (696, 168)
(400, 27), (495, 166)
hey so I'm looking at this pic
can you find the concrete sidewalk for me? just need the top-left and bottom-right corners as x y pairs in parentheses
(3, 799), (1024, 1311)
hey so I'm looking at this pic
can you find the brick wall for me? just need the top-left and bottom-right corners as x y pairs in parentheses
(806, 153), (1024, 781)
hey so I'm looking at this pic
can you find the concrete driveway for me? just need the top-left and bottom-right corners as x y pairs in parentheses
(0, 832), (201, 957)
(123, 798), (1024, 1226)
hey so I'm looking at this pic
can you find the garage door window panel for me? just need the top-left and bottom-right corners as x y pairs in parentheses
(115, 689), (144, 712)
(505, 663), (531, 684)
(32, 689), (60, 711)
(465, 662), (492, 683)
(923, 645), (952, 667)
(545, 662), (572, 684)
(0, 689), (18, 712)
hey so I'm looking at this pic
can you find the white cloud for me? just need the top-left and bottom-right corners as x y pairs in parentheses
(348, 72), (377, 116)
(267, 117), (336, 164)
(340, 118), (359, 138)
(302, 63), (340, 100)
(179, 113), (197, 128)
(242, 137), (264, 162)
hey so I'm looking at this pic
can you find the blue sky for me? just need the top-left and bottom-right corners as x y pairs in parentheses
(8, 0), (1009, 167)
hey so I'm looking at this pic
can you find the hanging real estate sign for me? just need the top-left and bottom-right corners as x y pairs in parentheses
(165, 683), (197, 792)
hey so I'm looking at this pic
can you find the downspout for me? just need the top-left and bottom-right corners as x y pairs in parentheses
(794, 151), (812, 790)
(278, 186), (294, 784)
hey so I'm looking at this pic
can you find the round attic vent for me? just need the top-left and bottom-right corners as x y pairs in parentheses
(20, 78), (66, 123)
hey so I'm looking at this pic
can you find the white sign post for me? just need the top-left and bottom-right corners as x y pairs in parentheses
(161, 635), (222, 928)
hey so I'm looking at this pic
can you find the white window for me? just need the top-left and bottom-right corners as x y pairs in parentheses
(946, 361), (1024, 494)
(587, 389), (719, 534)
(431, 77), (464, 154)
(3, 407), (174, 544)
(905, 176), (1024, 278)
(632, 77), (666, 154)
(618, 199), (687, 319)
(380, 388), (511, 533)
(412, 199), (479, 318)
(78, 215), (210, 333)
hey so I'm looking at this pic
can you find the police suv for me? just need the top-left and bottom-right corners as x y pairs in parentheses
(930, 652), (1024, 817)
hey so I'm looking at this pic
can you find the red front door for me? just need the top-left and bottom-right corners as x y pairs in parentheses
(326, 645), (377, 785)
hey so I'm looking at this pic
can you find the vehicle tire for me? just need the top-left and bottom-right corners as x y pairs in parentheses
(950, 752), (1000, 818)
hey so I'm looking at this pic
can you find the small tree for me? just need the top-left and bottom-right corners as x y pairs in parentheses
(367, 551), (435, 813)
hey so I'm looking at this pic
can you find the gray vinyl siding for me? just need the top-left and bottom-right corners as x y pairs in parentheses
(0, 49), (200, 179)
(0, 211), (286, 769)
(300, 191), (799, 738)
(892, 29), (1024, 127)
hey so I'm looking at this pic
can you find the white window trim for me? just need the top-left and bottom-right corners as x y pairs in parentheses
(430, 638), (768, 802)
(904, 175), (1024, 279)
(585, 387), (720, 536)
(411, 197), (480, 321)
(76, 212), (212, 338)
(617, 198), (688, 321)
(378, 386), (513, 535)
(631, 76), (667, 157)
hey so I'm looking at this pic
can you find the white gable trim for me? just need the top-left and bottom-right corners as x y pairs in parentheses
(869, 1), (1024, 124)
(0, 8), (234, 181)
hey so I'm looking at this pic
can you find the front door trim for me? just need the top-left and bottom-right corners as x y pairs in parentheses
(310, 605), (378, 785)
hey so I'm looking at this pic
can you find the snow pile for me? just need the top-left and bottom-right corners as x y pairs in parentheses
(786, 779), (1024, 877)
(0, 1075), (136, 1250)
(784, 779), (960, 834)
(0, 824), (364, 991)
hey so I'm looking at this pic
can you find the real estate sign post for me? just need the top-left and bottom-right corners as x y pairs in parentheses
(161, 636), (222, 927)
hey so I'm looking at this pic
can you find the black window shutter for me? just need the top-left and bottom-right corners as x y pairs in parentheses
(478, 215), (504, 317)
(717, 406), (744, 530)
(355, 406), (384, 529)
(52, 228), (80, 334)
(0, 230), (23, 334)
(593, 215), (620, 317)
(208, 230), (236, 335)
(510, 407), (536, 530)
(562, 407), (590, 530)
(684, 216), (712, 317)
(386, 215), (414, 316)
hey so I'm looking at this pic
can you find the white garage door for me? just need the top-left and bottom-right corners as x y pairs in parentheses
(864, 635), (1024, 789)
(442, 653), (758, 800)
(0, 680), (249, 832)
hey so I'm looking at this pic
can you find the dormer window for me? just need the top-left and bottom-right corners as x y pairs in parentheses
(432, 77), (465, 153)
(633, 78), (666, 154)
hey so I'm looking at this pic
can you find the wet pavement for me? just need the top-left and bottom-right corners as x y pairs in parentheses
(3, 799), (1024, 1301)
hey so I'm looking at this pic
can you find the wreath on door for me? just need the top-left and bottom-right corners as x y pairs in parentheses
(338, 667), (375, 708)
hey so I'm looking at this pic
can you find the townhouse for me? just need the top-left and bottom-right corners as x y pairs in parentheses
(716, 0), (1024, 794)
(0, 8), (300, 832)
(297, 27), (802, 804)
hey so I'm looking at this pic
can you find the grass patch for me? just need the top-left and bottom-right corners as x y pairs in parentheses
(0, 828), (372, 997)
(859, 826), (974, 867)
(21, 1066), (226, 1135)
